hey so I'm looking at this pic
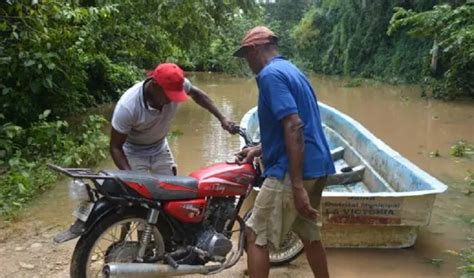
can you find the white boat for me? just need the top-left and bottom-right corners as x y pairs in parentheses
(240, 103), (447, 248)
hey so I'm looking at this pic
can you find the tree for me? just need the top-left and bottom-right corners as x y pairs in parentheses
(388, 3), (474, 99)
(0, 0), (258, 126)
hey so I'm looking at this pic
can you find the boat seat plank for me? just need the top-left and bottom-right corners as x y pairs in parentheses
(327, 165), (365, 185)
(333, 159), (350, 172)
(325, 181), (370, 193)
(330, 146), (344, 161)
(345, 181), (370, 193)
(325, 184), (351, 192)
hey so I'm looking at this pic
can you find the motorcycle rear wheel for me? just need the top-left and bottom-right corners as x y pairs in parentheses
(70, 210), (164, 278)
(243, 208), (304, 266)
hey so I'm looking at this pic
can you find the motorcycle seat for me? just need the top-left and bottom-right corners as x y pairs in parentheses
(156, 175), (199, 190)
(103, 171), (198, 200)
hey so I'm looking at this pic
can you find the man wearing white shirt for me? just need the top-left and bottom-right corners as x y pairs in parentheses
(110, 63), (235, 175)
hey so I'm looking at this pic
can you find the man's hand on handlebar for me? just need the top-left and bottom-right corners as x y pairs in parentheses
(220, 117), (238, 134)
(234, 145), (262, 165)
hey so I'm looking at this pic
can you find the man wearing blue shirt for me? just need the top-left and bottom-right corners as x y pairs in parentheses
(235, 26), (335, 278)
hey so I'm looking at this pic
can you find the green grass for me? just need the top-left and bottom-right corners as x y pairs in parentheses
(451, 140), (474, 158)
(0, 115), (109, 218)
(343, 78), (363, 88)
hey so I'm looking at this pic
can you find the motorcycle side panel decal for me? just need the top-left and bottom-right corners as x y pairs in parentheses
(125, 181), (152, 199)
(164, 199), (207, 223)
(159, 182), (198, 192)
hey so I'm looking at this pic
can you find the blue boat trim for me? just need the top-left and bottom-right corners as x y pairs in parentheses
(240, 103), (448, 198)
(240, 103), (447, 247)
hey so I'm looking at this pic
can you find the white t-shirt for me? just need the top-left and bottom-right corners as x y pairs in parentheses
(111, 78), (192, 156)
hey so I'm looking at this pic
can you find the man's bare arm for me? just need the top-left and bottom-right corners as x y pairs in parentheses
(110, 128), (131, 170)
(282, 113), (318, 219)
(188, 85), (236, 133)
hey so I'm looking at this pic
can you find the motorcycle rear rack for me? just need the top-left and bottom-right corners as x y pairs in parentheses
(48, 163), (116, 180)
(48, 163), (161, 208)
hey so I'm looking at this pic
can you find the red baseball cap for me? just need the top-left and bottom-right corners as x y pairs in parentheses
(233, 26), (278, 57)
(147, 63), (188, 102)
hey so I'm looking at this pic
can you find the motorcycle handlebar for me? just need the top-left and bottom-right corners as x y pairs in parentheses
(232, 126), (255, 148)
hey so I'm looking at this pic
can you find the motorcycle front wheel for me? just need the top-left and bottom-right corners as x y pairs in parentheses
(70, 210), (165, 278)
(243, 208), (304, 266)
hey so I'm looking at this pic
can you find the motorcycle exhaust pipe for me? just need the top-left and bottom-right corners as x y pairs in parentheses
(104, 216), (247, 278)
(103, 263), (221, 278)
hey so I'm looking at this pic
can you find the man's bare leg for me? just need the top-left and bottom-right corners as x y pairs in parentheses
(302, 239), (329, 278)
(245, 227), (270, 278)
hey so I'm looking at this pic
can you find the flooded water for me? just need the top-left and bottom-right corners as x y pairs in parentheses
(5, 73), (474, 277)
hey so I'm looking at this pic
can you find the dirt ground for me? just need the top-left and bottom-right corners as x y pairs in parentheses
(0, 218), (314, 278)
(0, 216), (464, 278)
(0, 181), (465, 278)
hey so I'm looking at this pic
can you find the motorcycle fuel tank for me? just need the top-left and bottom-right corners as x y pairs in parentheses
(189, 162), (256, 197)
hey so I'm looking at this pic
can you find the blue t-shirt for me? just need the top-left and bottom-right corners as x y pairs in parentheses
(257, 56), (335, 180)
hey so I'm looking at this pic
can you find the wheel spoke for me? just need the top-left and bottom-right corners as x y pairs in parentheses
(269, 232), (303, 263)
(84, 217), (163, 278)
(118, 223), (130, 241)
(125, 222), (139, 241)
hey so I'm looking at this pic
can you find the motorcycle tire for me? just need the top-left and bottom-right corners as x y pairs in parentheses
(70, 209), (164, 278)
(243, 208), (304, 266)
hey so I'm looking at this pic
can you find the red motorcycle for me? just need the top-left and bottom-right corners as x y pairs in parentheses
(50, 128), (303, 278)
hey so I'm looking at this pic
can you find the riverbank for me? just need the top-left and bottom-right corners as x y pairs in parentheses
(1, 73), (473, 277)
(0, 115), (109, 218)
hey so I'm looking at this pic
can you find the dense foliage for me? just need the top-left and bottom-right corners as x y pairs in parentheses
(0, 0), (257, 215)
(1, 2), (134, 126)
(191, 10), (262, 75)
(0, 115), (108, 216)
(0, 0), (256, 126)
(388, 4), (474, 99)
(261, 0), (313, 68)
(2, 1), (471, 129)
(288, 1), (435, 81)
(1, 0), (473, 215)
(259, 0), (472, 99)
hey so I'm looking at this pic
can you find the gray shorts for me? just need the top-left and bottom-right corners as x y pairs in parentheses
(126, 143), (176, 175)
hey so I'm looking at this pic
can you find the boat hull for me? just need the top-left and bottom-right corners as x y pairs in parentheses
(321, 194), (435, 248)
(240, 103), (447, 248)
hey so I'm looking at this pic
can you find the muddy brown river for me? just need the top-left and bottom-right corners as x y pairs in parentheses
(1, 73), (473, 277)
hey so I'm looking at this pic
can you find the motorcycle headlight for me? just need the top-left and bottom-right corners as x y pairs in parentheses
(68, 179), (90, 202)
